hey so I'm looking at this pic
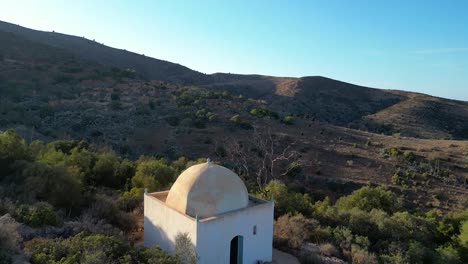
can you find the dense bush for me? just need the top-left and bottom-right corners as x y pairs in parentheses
(24, 232), (178, 264)
(119, 187), (144, 212)
(84, 195), (133, 231)
(175, 87), (230, 107)
(259, 180), (313, 217)
(403, 151), (416, 162)
(282, 115), (294, 125)
(267, 181), (468, 263)
(15, 202), (62, 227)
(22, 161), (84, 210)
(92, 152), (134, 188)
(250, 107), (278, 119)
(381, 147), (400, 158)
(274, 213), (315, 249)
(131, 158), (176, 191)
(1, 129), (467, 263)
(0, 129), (31, 176)
(335, 186), (401, 214)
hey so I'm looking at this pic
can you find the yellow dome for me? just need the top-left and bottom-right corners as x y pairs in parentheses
(166, 161), (249, 218)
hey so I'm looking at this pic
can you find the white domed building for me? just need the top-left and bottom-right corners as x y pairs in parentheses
(144, 159), (274, 264)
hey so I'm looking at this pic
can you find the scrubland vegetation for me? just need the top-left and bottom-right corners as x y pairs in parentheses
(263, 180), (467, 263)
(0, 129), (466, 263)
(0, 129), (202, 263)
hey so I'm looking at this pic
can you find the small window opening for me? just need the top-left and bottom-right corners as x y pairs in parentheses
(253, 225), (257, 235)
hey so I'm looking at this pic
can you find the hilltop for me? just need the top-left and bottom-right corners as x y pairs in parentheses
(0, 21), (467, 208)
(2, 20), (467, 140)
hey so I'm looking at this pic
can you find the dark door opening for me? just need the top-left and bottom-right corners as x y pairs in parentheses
(230, 235), (243, 264)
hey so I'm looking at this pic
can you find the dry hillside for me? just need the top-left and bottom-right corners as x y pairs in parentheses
(0, 21), (467, 213)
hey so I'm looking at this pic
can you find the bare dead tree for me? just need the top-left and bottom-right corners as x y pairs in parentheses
(223, 127), (302, 192)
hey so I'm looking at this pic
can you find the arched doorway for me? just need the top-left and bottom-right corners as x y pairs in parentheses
(230, 235), (243, 264)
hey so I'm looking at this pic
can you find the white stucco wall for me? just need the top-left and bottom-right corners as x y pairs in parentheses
(144, 192), (197, 253)
(196, 200), (274, 264)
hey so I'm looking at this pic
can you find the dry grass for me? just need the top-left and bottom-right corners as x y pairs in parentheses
(319, 243), (339, 257)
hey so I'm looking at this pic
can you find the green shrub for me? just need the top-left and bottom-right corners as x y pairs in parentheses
(286, 161), (302, 177)
(335, 186), (401, 214)
(15, 202), (62, 227)
(118, 187), (144, 212)
(92, 152), (121, 187)
(230, 114), (241, 123)
(24, 232), (178, 264)
(250, 107), (278, 119)
(259, 180), (313, 217)
(403, 151), (416, 162)
(406, 240), (435, 264)
(0, 129), (30, 168)
(22, 162), (84, 210)
(47, 140), (85, 155)
(132, 158), (176, 191)
(383, 147), (400, 157)
(282, 115), (294, 125)
(459, 221), (468, 247)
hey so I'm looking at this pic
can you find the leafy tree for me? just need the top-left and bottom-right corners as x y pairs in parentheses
(29, 140), (45, 158)
(406, 240), (435, 264)
(335, 186), (401, 214)
(36, 147), (68, 165)
(437, 209), (468, 243)
(47, 139), (85, 154)
(459, 221), (468, 247)
(68, 147), (97, 183)
(132, 158), (176, 191)
(92, 152), (121, 187)
(115, 159), (135, 185)
(260, 180), (312, 217)
(22, 162), (83, 210)
(15, 202), (62, 227)
(436, 245), (463, 264)
(171, 157), (188, 173)
(0, 129), (30, 176)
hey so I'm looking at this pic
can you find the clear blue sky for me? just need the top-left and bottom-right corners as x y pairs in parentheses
(1, 0), (467, 100)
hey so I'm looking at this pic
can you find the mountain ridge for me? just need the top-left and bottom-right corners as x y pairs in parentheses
(0, 20), (467, 140)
